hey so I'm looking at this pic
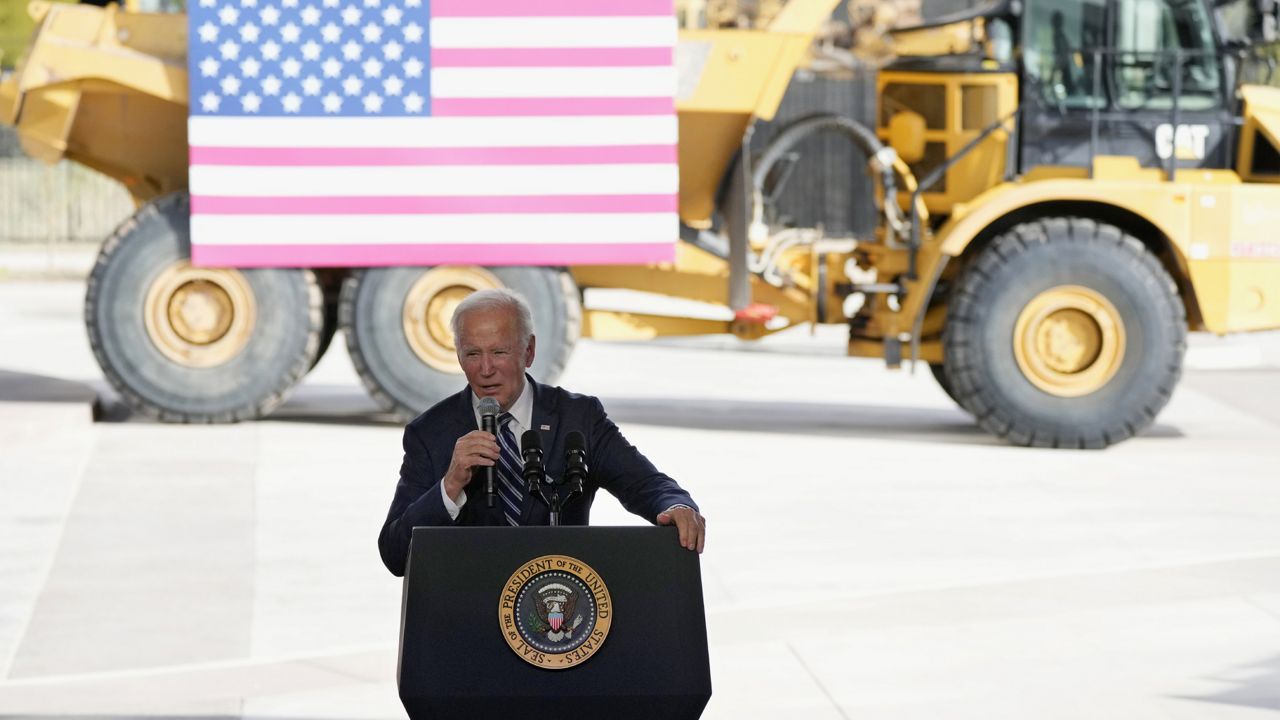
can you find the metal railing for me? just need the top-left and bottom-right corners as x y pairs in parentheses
(0, 128), (134, 244)
(1072, 47), (1216, 181)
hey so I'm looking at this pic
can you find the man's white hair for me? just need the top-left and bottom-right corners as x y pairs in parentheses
(451, 288), (534, 343)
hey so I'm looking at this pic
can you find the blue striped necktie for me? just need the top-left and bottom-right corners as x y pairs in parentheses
(494, 413), (525, 526)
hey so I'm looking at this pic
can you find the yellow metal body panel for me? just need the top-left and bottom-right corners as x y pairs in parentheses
(677, 30), (790, 115)
(113, 10), (187, 61)
(8, 85), (78, 163)
(753, 35), (811, 120)
(1188, 260), (1280, 332)
(570, 243), (813, 327)
(1020, 165), (1089, 181)
(582, 310), (736, 341)
(0, 81), (18, 126)
(670, 0), (858, 224)
(677, 112), (752, 226)
(0, 2), (188, 203)
(675, 8), (834, 120)
(1187, 182), (1280, 332)
(674, 11), (832, 225)
(1236, 85), (1280, 183)
(935, 158), (1280, 334)
(764, 0), (841, 34)
(72, 89), (194, 201)
(849, 337), (943, 363)
(876, 69), (1017, 216)
(889, 18), (982, 57)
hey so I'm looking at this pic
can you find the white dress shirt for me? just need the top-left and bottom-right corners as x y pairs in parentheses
(441, 381), (534, 519)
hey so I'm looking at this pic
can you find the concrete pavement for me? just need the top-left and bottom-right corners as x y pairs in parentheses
(1, 279), (1280, 719)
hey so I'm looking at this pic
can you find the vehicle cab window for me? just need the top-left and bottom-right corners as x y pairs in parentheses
(1023, 0), (1222, 112)
(1023, 0), (1108, 110)
(1113, 0), (1221, 110)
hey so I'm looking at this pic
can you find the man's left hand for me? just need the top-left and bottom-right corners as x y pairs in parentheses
(656, 507), (706, 553)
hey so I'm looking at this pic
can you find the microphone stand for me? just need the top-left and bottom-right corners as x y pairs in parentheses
(523, 430), (588, 527)
(560, 435), (588, 524)
(520, 430), (558, 526)
(530, 480), (581, 526)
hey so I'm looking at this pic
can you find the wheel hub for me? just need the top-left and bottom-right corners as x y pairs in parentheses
(1013, 285), (1126, 397)
(144, 262), (256, 368)
(168, 279), (235, 345)
(1036, 307), (1101, 374)
(402, 267), (503, 372)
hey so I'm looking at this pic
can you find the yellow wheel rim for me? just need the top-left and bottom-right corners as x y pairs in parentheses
(402, 266), (503, 373)
(144, 261), (257, 368)
(1013, 285), (1126, 398)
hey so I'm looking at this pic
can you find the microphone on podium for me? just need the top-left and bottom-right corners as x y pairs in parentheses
(564, 430), (588, 495)
(477, 397), (500, 508)
(520, 429), (545, 491)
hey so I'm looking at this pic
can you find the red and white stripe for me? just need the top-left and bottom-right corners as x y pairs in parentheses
(188, 0), (678, 268)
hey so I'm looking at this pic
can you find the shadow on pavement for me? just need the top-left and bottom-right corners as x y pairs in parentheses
(1183, 369), (1280, 427)
(85, 379), (1185, 444)
(1177, 652), (1280, 712)
(267, 384), (402, 426)
(90, 382), (402, 427)
(601, 396), (994, 445)
(0, 370), (97, 405)
(600, 396), (1183, 446)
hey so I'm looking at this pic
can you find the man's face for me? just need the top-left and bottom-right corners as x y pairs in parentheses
(455, 306), (536, 411)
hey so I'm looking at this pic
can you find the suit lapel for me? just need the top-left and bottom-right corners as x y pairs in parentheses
(457, 386), (478, 431)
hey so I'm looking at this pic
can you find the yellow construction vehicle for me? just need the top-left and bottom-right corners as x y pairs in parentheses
(2, 0), (1278, 446)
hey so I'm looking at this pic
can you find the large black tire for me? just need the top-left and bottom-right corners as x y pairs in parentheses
(341, 266), (581, 420)
(942, 217), (1186, 448)
(86, 193), (323, 422)
(928, 363), (965, 409)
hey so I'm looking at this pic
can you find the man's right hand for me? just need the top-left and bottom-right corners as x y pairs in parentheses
(443, 430), (500, 502)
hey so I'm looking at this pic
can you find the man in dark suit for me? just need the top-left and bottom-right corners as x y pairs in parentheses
(379, 288), (706, 576)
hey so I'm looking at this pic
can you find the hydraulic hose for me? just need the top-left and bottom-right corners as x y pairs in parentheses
(748, 113), (909, 244)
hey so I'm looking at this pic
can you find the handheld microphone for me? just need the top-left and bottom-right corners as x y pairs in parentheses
(477, 397), (500, 508)
(564, 430), (588, 494)
(520, 429), (545, 491)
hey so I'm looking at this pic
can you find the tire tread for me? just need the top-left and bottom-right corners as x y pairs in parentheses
(85, 193), (323, 423)
(942, 216), (1186, 448)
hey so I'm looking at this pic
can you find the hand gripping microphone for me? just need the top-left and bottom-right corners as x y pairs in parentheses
(477, 397), (500, 508)
(564, 430), (589, 496)
(520, 429), (546, 492)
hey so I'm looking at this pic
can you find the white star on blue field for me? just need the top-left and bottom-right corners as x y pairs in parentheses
(188, 0), (432, 116)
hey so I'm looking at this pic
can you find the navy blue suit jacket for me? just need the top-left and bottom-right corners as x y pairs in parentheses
(378, 377), (698, 576)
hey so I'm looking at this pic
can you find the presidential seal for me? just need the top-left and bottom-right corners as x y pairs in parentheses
(498, 554), (612, 670)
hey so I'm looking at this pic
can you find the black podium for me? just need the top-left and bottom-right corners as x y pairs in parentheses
(398, 526), (712, 720)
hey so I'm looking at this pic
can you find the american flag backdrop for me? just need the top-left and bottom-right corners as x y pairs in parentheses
(186, 0), (678, 267)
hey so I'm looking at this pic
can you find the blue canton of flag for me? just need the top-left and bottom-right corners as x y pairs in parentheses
(188, 0), (432, 116)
